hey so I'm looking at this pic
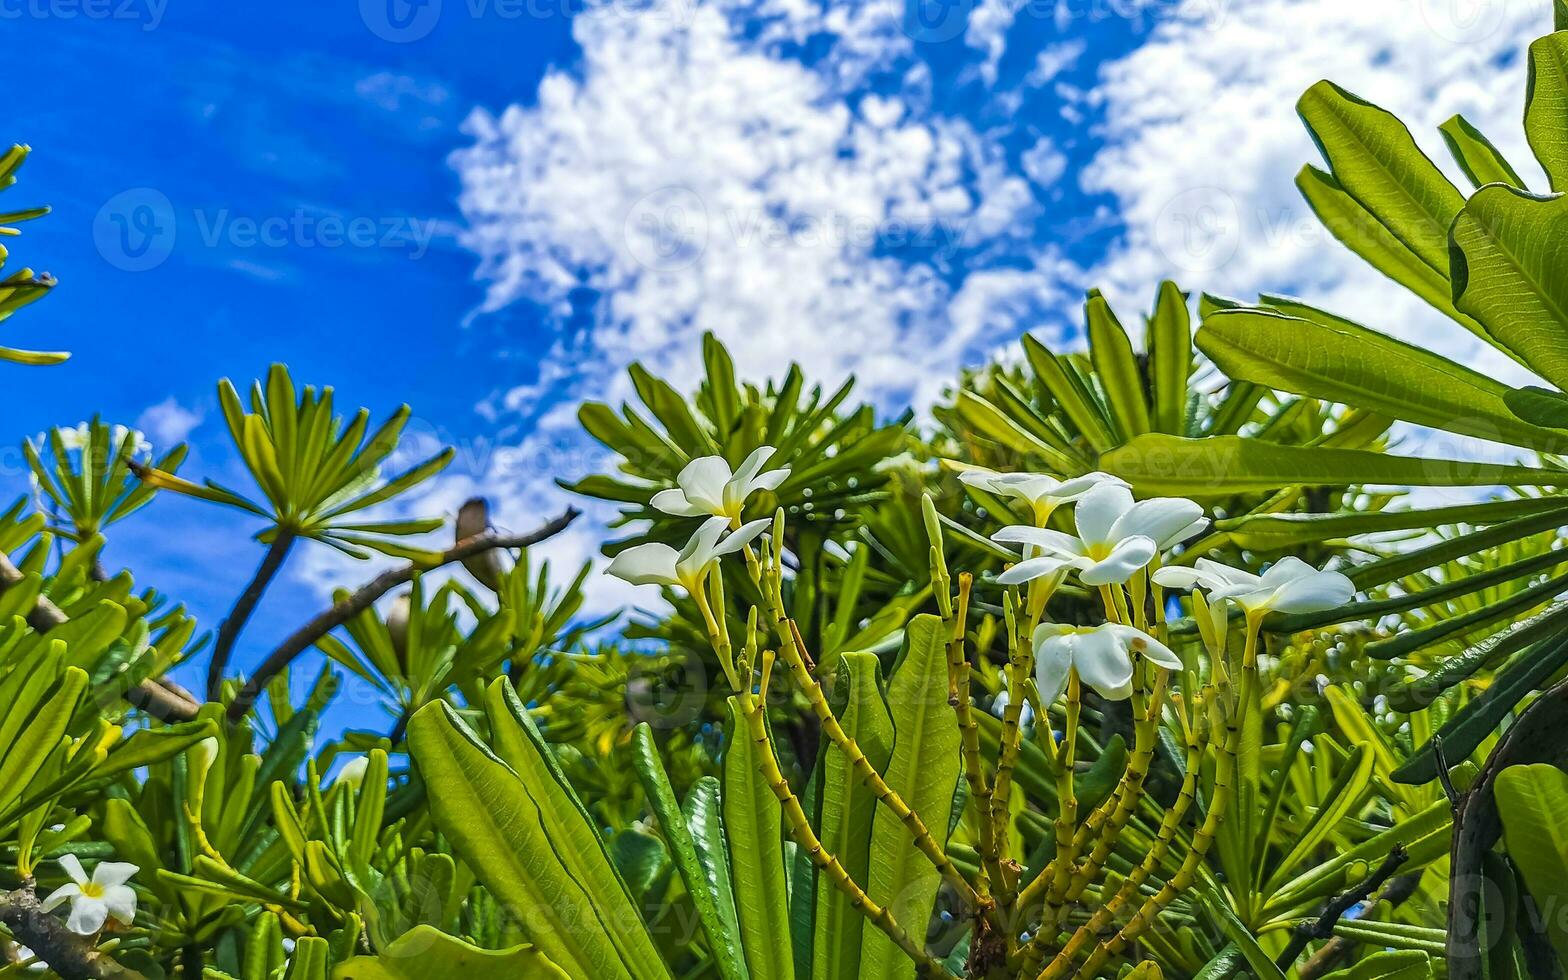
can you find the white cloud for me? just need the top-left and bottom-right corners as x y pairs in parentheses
(1021, 135), (1068, 188)
(439, 0), (1078, 614)
(1085, 0), (1547, 390)
(136, 396), (203, 448)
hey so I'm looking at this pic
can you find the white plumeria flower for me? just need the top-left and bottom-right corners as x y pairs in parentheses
(958, 468), (1127, 523)
(42, 855), (138, 935)
(651, 448), (789, 521)
(994, 483), (1208, 586)
(1033, 622), (1183, 703)
(335, 755), (370, 786)
(607, 516), (769, 593)
(1152, 556), (1355, 617)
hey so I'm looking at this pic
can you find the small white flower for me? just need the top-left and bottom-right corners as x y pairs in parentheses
(42, 855), (138, 935)
(651, 448), (789, 521)
(1032, 622), (1183, 703)
(607, 516), (769, 593)
(1152, 556), (1355, 616)
(994, 484), (1207, 586)
(335, 756), (370, 786)
(958, 468), (1126, 523)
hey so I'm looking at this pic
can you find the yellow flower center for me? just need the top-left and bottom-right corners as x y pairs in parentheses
(80, 883), (105, 899)
(1085, 541), (1113, 561)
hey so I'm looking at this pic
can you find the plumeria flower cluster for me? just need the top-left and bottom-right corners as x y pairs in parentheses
(42, 855), (138, 936)
(975, 469), (1352, 708)
(608, 447), (789, 594)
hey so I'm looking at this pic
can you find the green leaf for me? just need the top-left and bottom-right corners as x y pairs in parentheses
(682, 776), (748, 979)
(1527, 32), (1568, 192)
(1197, 306), (1568, 453)
(721, 698), (794, 980)
(1086, 291), (1151, 439)
(1147, 280), (1193, 435)
(1298, 81), (1464, 275)
(1295, 165), (1482, 336)
(859, 615), (959, 980)
(1450, 186), (1568, 390)
(813, 653), (894, 980)
(1494, 765), (1568, 966)
(1440, 114), (1526, 189)
(1100, 433), (1557, 498)
(1215, 495), (1568, 551)
(334, 926), (569, 980)
(630, 724), (749, 980)
(406, 695), (670, 979)
(1397, 627), (1568, 783)
(1318, 949), (1434, 980)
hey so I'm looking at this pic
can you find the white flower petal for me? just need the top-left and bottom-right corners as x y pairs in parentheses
(730, 446), (775, 488)
(40, 883), (79, 912)
(678, 516), (730, 565)
(1031, 628), (1074, 704)
(712, 518), (770, 557)
(996, 556), (1071, 586)
(102, 885), (137, 926)
(1074, 483), (1134, 544)
(1266, 571), (1356, 614)
(1072, 628), (1136, 700)
(650, 488), (706, 517)
(1115, 497), (1206, 549)
(747, 467), (789, 494)
(993, 526), (1085, 558)
(1079, 536), (1156, 585)
(1150, 565), (1203, 590)
(65, 896), (108, 936)
(1259, 556), (1317, 587)
(958, 468), (1005, 493)
(675, 456), (732, 512)
(605, 544), (680, 587)
(92, 862), (139, 889)
(1194, 558), (1260, 590)
(1108, 624), (1183, 670)
(58, 854), (88, 886)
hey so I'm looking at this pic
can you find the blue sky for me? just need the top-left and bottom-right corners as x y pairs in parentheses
(8, 0), (1550, 727)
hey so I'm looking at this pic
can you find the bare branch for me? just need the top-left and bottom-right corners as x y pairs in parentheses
(224, 505), (580, 723)
(0, 885), (146, 980)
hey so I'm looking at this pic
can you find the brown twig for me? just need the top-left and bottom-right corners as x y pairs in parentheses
(1296, 872), (1422, 980)
(224, 506), (579, 723)
(0, 885), (146, 980)
(1275, 843), (1409, 972)
(206, 528), (297, 701)
(0, 554), (201, 723)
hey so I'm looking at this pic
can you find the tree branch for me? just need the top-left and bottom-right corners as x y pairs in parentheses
(0, 554), (201, 723)
(207, 528), (296, 701)
(224, 505), (580, 723)
(0, 885), (145, 980)
(1275, 843), (1408, 972)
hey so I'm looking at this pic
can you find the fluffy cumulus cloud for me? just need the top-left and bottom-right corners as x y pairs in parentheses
(441, 0), (1083, 612)
(1085, 0), (1546, 387)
